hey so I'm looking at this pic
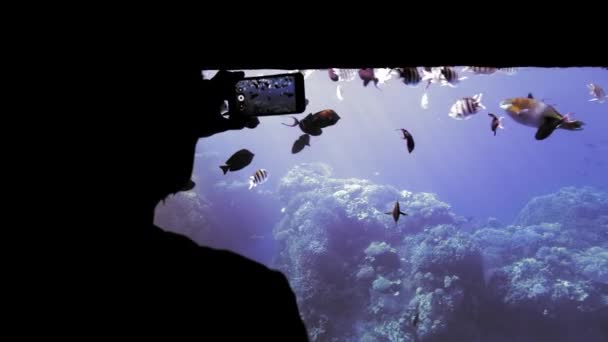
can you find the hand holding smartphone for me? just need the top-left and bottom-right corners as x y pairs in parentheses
(227, 72), (306, 117)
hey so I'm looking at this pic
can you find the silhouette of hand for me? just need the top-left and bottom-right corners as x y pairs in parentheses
(198, 70), (260, 137)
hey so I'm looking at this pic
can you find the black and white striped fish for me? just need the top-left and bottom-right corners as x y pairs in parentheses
(462, 66), (498, 75)
(448, 93), (486, 120)
(329, 68), (358, 82)
(421, 67), (466, 88)
(393, 67), (422, 86)
(439, 67), (467, 87)
(588, 83), (606, 103)
(249, 169), (269, 189)
(498, 67), (518, 75)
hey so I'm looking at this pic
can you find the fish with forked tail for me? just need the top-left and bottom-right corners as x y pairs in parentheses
(282, 109), (340, 136)
(385, 201), (408, 224)
(220, 149), (255, 174)
(499, 93), (584, 140)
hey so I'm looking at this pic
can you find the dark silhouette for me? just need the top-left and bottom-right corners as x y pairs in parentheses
(112, 69), (309, 340)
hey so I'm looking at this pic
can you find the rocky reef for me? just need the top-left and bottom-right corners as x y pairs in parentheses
(274, 164), (608, 342)
(154, 160), (608, 341)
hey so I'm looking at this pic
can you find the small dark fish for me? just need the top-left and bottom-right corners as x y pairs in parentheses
(385, 201), (408, 224)
(291, 134), (311, 154)
(328, 68), (339, 82)
(412, 312), (419, 327)
(358, 68), (379, 88)
(528, 92), (534, 99)
(282, 92), (294, 97)
(488, 113), (504, 136)
(251, 93), (259, 99)
(220, 149), (255, 174)
(423, 67), (432, 72)
(396, 128), (415, 153)
(179, 179), (196, 191)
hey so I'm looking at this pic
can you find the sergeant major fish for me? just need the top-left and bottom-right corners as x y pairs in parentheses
(448, 93), (486, 120)
(249, 169), (269, 190)
(587, 83), (606, 103)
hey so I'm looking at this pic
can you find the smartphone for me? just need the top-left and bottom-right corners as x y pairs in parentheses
(229, 72), (306, 116)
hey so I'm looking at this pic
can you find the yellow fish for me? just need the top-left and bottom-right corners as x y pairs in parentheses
(499, 93), (584, 140)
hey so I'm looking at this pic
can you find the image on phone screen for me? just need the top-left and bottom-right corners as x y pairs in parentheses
(234, 73), (305, 116)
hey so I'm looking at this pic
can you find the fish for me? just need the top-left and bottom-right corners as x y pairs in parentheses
(439, 66), (467, 87)
(448, 93), (486, 120)
(385, 201), (408, 224)
(291, 134), (311, 154)
(397, 128), (415, 153)
(249, 169), (269, 190)
(358, 68), (379, 88)
(328, 68), (339, 82)
(421, 92), (429, 109)
(461, 66), (498, 75)
(220, 149), (255, 174)
(393, 67), (422, 86)
(498, 67), (518, 75)
(336, 84), (344, 101)
(421, 67), (443, 89)
(330, 68), (358, 82)
(488, 113), (505, 136)
(587, 83), (606, 103)
(499, 93), (585, 140)
(282, 109), (340, 136)
(374, 68), (394, 85)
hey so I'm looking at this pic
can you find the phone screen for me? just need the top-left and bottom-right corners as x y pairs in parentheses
(234, 73), (305, 116)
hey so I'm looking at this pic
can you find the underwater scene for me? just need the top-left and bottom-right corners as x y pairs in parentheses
(155, 67), (608, 341)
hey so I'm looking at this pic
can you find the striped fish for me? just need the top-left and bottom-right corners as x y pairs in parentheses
(330, 68), (358, 82)
(448, 93), (486, 120)
(588, 83), (606, 103)
(393, 67), (422, 86)
(498, 67), (518, 75)
(461, 66), (498, 75)
(439, 67), (467, 87)
(249, 169), (269, 190)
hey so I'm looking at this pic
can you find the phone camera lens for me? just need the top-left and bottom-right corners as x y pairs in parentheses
(237, 94), (245, 102)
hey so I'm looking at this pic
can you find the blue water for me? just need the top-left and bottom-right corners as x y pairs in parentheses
(155, 67), (608, 342)
(197, 68), (607, 224)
